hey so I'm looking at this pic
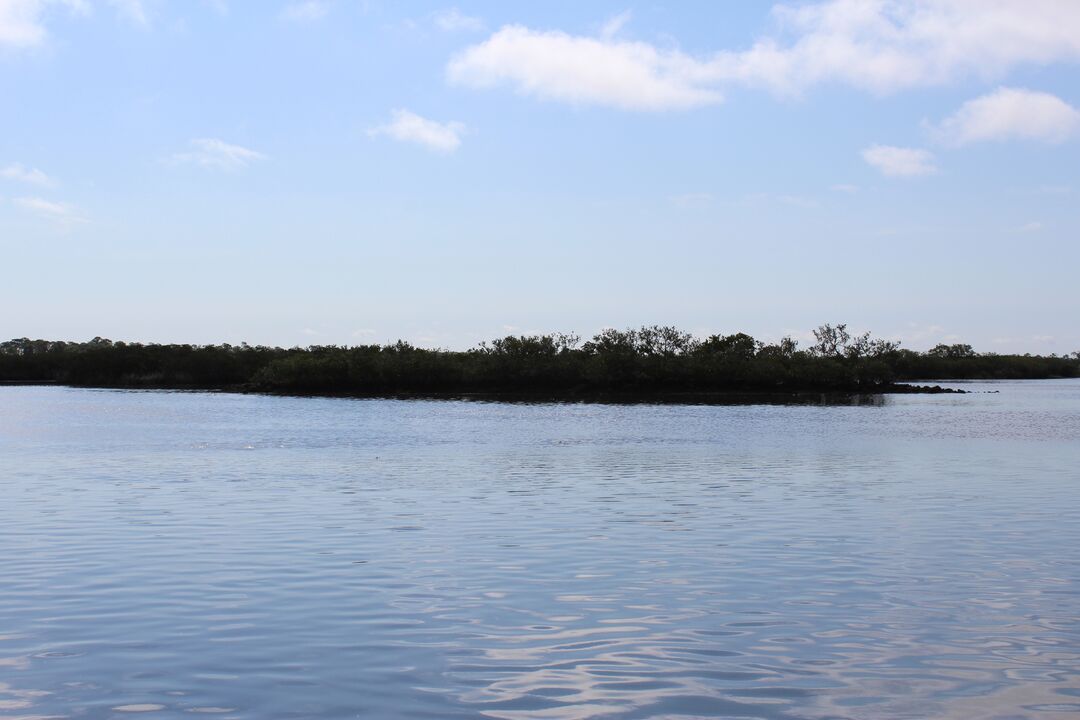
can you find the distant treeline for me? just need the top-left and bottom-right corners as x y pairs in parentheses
(1, 324), (1077, 397)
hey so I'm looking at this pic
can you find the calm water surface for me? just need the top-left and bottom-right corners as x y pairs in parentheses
(1, 382), (1079, 719)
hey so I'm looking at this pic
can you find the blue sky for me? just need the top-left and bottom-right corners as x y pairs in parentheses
(2, 1), (1078, 352)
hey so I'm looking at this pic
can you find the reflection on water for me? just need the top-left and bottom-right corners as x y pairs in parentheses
(1, 381), (1078, 719)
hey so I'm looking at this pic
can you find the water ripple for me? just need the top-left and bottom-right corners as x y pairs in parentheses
(0, 381), (1078, 718)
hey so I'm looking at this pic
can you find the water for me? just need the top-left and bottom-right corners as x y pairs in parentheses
(1, 381), (1078, 719)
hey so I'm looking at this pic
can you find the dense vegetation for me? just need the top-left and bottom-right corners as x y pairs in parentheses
(2, 325), (1077, 398)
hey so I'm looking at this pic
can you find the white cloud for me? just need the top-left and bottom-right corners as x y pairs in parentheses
(831, 183), (859, 192)
(710, 0), (1080, 96)
(1, 162), (53, 186)
(108, 0), (146, 26)
(0, 0), (48, 47)
(448, 2), (1080, 109)
(432, 7), (483, 33)
(0, 0), (87, 49)
(447, 25), (723, 111)
(171, 138), (266, 170)
(600, 10), (632, 40)
(1016, 220), (1043, 232)
(862, 144), (937, 177)
(368, 109), (465, 153)
(280, 0), (328, 22)
(934, 87), (1080, 145)
(14, 195), (85, 223)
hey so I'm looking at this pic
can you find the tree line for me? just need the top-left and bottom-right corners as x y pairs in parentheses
(1, 324), (1077, 397)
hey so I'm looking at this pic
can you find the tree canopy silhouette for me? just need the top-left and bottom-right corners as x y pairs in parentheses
(2, 324), (1076, 398)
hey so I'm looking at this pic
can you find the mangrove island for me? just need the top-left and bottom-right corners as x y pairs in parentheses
(2, 324), (1077, 400)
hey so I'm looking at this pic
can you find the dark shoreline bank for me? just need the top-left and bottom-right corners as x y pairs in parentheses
(0, 380), (966, 405)
(247, 382), (965, 405)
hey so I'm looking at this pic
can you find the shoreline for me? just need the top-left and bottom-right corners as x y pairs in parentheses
(0, 381), (965, 404)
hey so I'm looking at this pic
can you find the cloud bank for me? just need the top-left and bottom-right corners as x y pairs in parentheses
(447, 25), (724, 111)
(448, 1), (1080, 110)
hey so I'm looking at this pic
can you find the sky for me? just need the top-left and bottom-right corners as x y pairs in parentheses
(1, 0), (1078, 353)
